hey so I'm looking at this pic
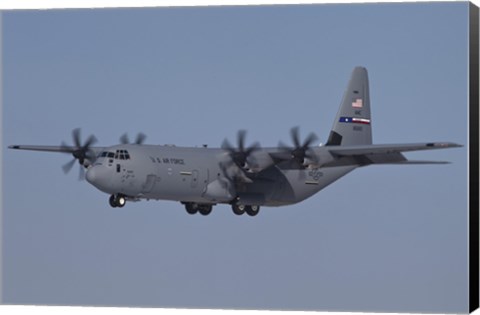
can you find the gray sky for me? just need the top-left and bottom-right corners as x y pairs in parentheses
(2, 2), (469, 313)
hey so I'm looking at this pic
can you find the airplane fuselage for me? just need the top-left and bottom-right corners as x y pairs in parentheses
(86, 144), (357, 207)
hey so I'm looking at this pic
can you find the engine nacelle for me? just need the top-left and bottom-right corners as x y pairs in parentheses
(303, 157), (320, 169)
(245, 151), (275, 173)
(82, 159), (93, 168)
(303, 147), (336, 168)
(202, 178), (235, 202)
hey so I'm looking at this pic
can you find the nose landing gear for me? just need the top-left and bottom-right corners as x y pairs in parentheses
(109, 194), (126, 208)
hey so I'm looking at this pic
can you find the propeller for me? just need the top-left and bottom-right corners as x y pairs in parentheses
(221, 130), (260, 170)
(60, 128), (98, 180)
(279, 126), (319, 167)
(119, 132), (146, 145)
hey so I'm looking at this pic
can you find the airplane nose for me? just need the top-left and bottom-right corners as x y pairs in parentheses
(85, 165), (112, 193)
(86, 166), (97, 184)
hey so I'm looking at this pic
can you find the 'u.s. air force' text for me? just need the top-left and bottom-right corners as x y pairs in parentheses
(161, 157), (185, 165)
(150, 156), (186, 165)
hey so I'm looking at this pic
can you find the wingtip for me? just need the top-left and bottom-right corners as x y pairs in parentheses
(426, 142), (463, 148)
(8, 145), (20, 149)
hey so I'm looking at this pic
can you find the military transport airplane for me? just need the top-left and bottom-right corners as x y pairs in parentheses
(9, 67), (461, 216)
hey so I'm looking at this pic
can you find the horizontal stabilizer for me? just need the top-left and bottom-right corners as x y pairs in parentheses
(321, 142), (461, 167)
(328, 142), (462, 156)
(390, 160), (451, 165)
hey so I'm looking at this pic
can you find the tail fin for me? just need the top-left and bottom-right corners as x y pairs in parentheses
(326, 67), (372, 146)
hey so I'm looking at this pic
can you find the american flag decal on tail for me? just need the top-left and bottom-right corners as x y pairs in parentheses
(339, 117), (371, 125)
(352, 98), (363, 108)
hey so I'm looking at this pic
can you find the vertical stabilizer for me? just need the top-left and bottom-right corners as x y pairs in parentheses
(326, 67), (372, 146)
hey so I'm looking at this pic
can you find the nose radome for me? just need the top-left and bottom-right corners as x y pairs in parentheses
(86, 166), (97, 184)
(85, 165), (111, 194)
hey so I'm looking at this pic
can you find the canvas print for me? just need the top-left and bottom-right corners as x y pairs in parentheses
(1, 2), (476, 313)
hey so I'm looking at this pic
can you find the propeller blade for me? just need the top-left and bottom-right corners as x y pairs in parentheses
(221, 139), (234, 151)
(278, 141), (291, 153)
(245, 142), (260, 156)
(237, 130), (246, 152)
(219, 161), (234, 182)
(83, 134), (98, 149)
(120, 132), (147, 145)
(290, 127), (301, 148)
(85, 149), (97, 162)
(302, 132), (318, 149)
(120, 133), (129, 144)
(62, 158), (76, 174)
(135, 133), (146, 144)
(305, 148), (319, 164)
(78, 165), (85, 181)
(72, 128), (81, 148)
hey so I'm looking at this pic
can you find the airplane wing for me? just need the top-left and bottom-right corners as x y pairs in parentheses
(325, 142), (462, 166)
(8, 145), (104, 155)
(8, 144), (106, 178)
(9, 145), (75, 153)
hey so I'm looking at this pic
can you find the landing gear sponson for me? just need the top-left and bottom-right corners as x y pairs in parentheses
(181, 202), (260, 216)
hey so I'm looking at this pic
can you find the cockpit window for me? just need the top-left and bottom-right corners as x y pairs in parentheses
(115, 150), (131, 160)
(97, 150), (130, 160)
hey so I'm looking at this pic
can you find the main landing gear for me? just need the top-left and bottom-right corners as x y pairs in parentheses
(183, 202), (260, 216)
(232, 204), (260, 217)
(183, 202), (213, 216)
(109, 194), (126, 208)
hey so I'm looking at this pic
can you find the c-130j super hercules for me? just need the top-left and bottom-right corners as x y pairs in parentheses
(9, 67), (461, 216)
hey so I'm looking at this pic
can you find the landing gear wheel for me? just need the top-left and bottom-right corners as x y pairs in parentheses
(246, 205), (260, 217)
(232, 204), (246, 215)
(109, 195), (117, 208)
(199, 205), (213, 216)
(116, 195), (126, 208)
(185, 203), (198, 215)
(109, 194), (126, 208)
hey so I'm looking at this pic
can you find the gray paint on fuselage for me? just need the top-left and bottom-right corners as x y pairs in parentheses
(91, 144), (356, 207)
